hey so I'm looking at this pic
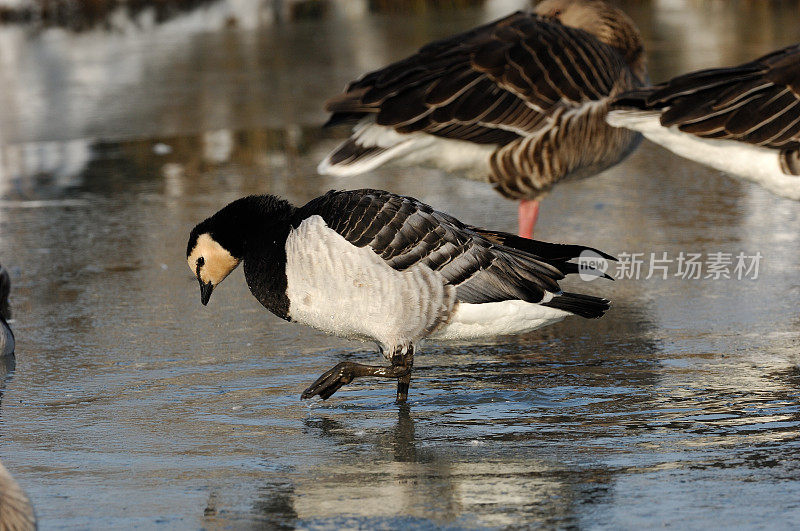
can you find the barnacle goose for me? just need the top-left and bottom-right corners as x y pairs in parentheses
(187, 189), (614, 403)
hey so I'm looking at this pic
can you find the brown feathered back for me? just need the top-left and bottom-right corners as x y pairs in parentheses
(321, 1), (646, 199)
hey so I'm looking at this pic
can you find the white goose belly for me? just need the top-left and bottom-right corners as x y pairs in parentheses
(431, 300), (570, 341)
(319, 119), (495, 181)
(610, 111), (800, 200)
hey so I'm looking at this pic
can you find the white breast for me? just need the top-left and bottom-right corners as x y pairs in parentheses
(607, 110), (800, 201)
(431, 300), (570, 341)
(284, 216), (456, 352)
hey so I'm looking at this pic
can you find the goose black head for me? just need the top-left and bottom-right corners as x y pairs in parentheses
(186, 195), (295, 306)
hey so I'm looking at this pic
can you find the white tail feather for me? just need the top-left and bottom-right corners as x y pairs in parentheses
(318, 118), (494, 178)
(605, 109), (662, 131)
(317, 136), (421, 176)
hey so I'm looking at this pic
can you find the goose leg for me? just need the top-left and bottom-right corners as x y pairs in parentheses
(518, 199), (540, 239)
(393, 345), (415, 404)
(301, 361), (410, 400)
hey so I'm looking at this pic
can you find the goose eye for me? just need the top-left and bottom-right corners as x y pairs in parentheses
(197, 257), (205, 267)
(552, 9), (562, 17)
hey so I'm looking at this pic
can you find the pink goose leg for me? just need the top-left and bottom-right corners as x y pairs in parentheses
(518, 199), (540, 239)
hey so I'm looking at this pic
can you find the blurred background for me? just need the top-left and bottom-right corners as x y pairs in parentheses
(1, 0), (800, 194)
(0, 1), (799, 529)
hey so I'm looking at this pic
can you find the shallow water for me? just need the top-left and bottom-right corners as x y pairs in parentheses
(0, 1), (799, 528)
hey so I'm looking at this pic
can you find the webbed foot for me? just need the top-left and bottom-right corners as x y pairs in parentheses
(301, 361), (411, 400)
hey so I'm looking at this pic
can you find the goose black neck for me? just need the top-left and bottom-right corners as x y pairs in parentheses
(0, 270), (10, 323)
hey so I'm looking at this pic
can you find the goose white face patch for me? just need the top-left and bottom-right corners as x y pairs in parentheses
(187, 233), (240, 286)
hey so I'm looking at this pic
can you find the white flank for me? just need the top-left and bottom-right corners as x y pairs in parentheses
(607, 110), (800, 200)
(284, 216), (455, 351)
(395, 134), (495, 179)
(431, 300), (570, 341)
(318, 118), (495, 180)
(317, 120), (423, 176)
(351, 119), (414, 148)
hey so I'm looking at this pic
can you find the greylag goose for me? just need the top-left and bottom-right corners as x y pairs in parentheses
(318, 0), (646, 238)
(0, 460), (36, 531)
(0, 264), (14, 358)
(187, 189), (613, 403)
(608, 43), (800, 200)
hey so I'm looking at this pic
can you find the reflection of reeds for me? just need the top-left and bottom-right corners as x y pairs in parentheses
(0, 125), (336, 200)
(0, 0), (218, 30)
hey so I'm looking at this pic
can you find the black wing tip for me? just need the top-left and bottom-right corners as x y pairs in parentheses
(559, 262), (616, 281)
(542, 292), (611, 319)
(475, 230), (618, 263)
(584, 246), (618, 262)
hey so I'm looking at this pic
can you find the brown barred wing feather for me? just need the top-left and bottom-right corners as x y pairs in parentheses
(613, 44), (800, 174)
(325, 12), (634, 145)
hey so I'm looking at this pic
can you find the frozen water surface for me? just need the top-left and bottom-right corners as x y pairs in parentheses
(0, 1), (798, 528)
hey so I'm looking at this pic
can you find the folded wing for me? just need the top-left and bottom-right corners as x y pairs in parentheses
(326, 11), (634, 146)
(612, 44), (800, 173)
(296, 189), (611, 307)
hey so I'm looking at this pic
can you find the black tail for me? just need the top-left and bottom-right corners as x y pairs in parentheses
(542, 292), (610, 319)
